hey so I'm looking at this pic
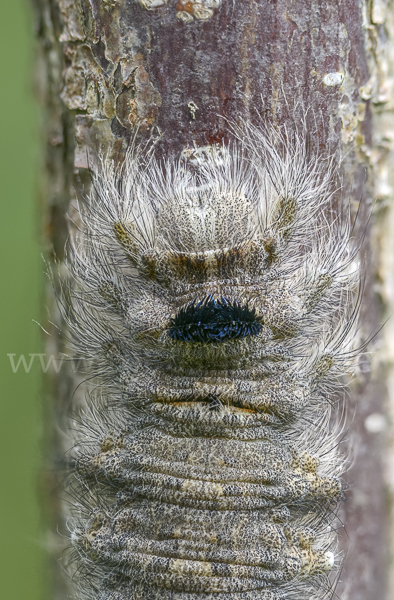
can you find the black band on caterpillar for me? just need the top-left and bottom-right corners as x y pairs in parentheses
(168, 296), (263, 343)
(59, 124), (360, 600)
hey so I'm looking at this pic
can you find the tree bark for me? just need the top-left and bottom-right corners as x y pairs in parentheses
(32, 1), (394, 599)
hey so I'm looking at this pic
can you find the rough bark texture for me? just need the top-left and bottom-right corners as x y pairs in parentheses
(32, 1), (394, 599)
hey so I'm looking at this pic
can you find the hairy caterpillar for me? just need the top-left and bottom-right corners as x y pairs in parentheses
(60, 124), (360, 600)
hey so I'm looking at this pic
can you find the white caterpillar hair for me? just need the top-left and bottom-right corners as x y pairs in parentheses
(58, 123), (360, 600)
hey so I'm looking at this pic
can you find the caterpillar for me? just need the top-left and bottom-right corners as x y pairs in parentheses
(60, 123), (360, 600)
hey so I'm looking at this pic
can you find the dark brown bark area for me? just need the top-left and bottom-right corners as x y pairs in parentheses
(32, 1), (390, 599)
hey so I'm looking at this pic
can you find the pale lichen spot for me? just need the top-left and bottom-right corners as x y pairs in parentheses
(365, 412), (386, 433)
(323, 72), (344, 87)
(138, 0), (168, 9)
(176, 0), (221, 22)
(188, 100), (199, 120)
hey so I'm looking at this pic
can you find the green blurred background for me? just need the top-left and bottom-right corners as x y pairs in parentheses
(0, 1), (46, 598)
